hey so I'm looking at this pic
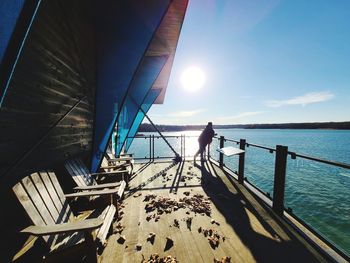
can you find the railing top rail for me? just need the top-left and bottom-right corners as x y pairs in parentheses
(128, 134), (350, 170)
(246, 142), (276, 152)
(289, 151), (350, 169)
(215, 135), (349, 170)
(214, 136), (240, 143)
(129, 135), (199, 139)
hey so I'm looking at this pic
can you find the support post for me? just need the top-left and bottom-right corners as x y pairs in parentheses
(272, 145), (288, 216)
(219, 136), (225, 166)
(238, 139), (246, 184)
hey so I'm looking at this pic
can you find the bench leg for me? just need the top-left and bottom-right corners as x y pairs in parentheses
(111, 194), (119, 219)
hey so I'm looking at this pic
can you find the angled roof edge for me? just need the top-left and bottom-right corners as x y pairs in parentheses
(148, 0), (189, 104)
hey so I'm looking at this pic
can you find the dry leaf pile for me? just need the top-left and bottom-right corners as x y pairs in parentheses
(143, 193), (211, 221)
(142, 254), (178, 263)
(179, 194), (211, 216)
(214, 257), (231, 263)
(180, 175), (191, 182)
(161, 172), (173, 183)
(113, 222), (124, 234)
(198, 227), (225, 249)
(145, 196), (185, 217)
(144, 194), (157, 202)
(173, 219), (180, 228)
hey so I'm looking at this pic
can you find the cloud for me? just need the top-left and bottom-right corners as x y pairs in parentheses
(219, 111), (264, 120)
(169, 109), (206, 118)
(265, 91), (334, 107)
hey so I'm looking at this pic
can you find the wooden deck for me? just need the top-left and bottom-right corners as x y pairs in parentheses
(100, 160), (327, 263)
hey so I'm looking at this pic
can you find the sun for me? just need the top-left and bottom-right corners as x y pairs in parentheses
(180, 66), (205, 92)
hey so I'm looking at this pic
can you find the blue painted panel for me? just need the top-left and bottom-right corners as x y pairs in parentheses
(115, 55), (168, 155)
(125, 88), (161, 151)
(0, 0), (25, 63)
(0, 0), (41, 107)
(91, 0), (171, 171)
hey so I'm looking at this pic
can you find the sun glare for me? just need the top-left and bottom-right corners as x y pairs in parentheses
(180, 66), (205, 92)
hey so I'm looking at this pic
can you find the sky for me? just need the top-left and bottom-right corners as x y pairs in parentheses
(148, 0), (350, 125)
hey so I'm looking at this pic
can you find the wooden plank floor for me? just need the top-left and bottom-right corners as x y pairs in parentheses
(100, 160), (328, 263)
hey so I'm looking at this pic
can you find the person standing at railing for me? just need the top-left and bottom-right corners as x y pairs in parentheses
(194, 122), (216, 162)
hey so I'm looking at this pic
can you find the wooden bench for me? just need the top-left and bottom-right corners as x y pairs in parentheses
(104, 153), (134, 171)
(12, 171), (125, 262)
(65, 158), (129, 190)
(100, 154), (134, 185)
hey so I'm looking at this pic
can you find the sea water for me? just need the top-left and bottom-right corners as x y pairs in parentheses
(129, 129), (350, 255)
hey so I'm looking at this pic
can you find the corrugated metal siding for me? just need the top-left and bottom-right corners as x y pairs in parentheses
(0, 0), (95, 183)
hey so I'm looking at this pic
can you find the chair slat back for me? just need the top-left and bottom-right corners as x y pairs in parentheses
(13, 171), (74, 248)
(64, 159), (94, 187)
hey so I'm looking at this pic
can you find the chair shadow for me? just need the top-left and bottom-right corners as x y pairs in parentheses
(169, 160), (185, 193)
(194, 160), (321, 263)
(125, 161), (177, 198)
(129, 161), (153, 181)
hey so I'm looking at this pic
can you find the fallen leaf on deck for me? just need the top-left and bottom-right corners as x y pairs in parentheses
(117, 235), (126, 244)
(136, 244), (142, 251)
(133, 192), (142, 198)
(164, 237), (174, 251)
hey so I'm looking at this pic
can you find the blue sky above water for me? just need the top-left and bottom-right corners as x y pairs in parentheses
(148, 0), (350, 125)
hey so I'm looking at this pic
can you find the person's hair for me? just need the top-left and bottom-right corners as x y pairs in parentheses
(208, 122), (212, 126)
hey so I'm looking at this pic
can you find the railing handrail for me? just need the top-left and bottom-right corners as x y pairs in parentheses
(128, 135), (199, 139)
(129, 134), (350, 170)
(214, 136), (350, 170)
(289, 151), (350, 169)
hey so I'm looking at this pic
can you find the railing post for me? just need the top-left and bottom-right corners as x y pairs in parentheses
(180, 135), (183, 158)
(152, 135), (155, 161)
(219, 136), (225, 166)
(238, 139), (246, 184)
(149, 135), (152, 161)
(184, 135), (186, 160)
(273, 145), (288, 216)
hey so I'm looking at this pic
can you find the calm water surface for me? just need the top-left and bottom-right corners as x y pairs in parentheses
(129, 129), (350, 255)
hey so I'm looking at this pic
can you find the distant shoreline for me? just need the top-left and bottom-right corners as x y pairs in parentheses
(139, 121), (350, 132)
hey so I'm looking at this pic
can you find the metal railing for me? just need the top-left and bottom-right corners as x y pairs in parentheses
(212, 135), (350, 260)
(127, 134), (200, 160)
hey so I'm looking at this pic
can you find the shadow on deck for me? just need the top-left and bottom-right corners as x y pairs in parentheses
(100, 160), (327, 263)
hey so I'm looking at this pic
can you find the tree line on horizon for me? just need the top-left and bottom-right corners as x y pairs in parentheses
(138, 121), (350, 132)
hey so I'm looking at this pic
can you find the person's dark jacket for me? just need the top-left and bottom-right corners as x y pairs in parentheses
(198, 126), (215, 146)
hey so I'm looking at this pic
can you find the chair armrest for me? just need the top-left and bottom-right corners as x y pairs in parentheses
(90, 169), (130, 178)
(120, 153), (133, 157)
(21, 218), (104, 236)
(109, 156), (133, 162)
(73, 182), (121, 191)
(100, 163), (130, 170)
(90, 169), (129, 176)
(118, 180), (127, 199)
(65, 188), (120, 199)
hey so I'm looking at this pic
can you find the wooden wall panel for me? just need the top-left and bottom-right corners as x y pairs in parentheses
(0, 0), (96, 184)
